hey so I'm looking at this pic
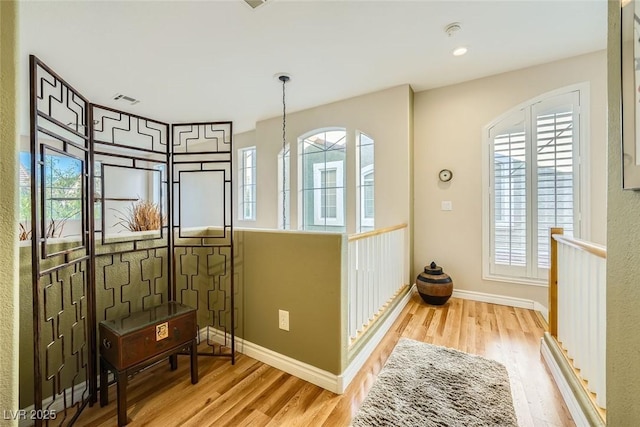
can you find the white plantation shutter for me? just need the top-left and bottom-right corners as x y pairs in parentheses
(489, 110), (528, 278)
(486, 89), (582, 282)
(534, 94), (578, 273)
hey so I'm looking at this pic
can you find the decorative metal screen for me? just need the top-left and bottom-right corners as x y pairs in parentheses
(91, 104), (171, 323)
(27, 57), (235, 425)
(172, 122), (235, 362)
(29, 55), (95, 426)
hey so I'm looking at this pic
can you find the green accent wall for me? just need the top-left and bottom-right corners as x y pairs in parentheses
(18, 228), (350, 408)
(0, 1), (19, 423)
(235, 230), (345, 374)
(18, 240), (170, 409)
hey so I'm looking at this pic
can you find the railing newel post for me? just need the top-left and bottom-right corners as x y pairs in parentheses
(549, 227), (563, 338)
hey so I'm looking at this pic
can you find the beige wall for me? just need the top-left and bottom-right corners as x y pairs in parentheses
(0, 1), (19, 425)
(607, 1), (640, 423)
(413, 51), (607, 307)
(234, 85), (413, 236)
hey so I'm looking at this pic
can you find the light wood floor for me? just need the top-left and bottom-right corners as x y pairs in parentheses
(76, 291), (574, 426)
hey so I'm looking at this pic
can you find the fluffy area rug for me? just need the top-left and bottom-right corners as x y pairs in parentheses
(351, 338), (518, 426)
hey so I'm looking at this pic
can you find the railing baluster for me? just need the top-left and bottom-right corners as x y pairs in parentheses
(347, 224), (407, 346)
(351, 241), (357, 340)
(596, 256), (606, 408)
(358, 239), (365, 334)
(551, 230), (606, 410)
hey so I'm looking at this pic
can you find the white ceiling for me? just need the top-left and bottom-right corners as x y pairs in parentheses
(19, 0), (607, 135)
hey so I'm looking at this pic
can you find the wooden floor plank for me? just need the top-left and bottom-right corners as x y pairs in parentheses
(75, 291), (574, 426)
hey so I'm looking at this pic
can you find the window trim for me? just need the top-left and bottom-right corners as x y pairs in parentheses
(481, 83), (590, 287)
(356, 131), (375, 232)
(238, 146), (257, 221)
(312, 160), (344, 226)
(360, 164), (374, 228)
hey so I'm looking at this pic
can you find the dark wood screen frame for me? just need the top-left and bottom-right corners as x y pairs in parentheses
(28, 55), (235, 426)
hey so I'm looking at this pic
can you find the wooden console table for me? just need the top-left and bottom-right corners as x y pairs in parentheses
(99, 302), (198, 426)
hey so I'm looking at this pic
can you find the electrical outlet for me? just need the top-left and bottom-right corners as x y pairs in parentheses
(441, 201), (453, 211)
(279, 309), (289, 331)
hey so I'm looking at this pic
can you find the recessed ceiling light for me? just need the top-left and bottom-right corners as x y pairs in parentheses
(452, 47), (468, 57)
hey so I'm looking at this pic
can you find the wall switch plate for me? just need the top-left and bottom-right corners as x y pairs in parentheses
(441, 201), (453, 211)
(279, 309), (289, 331)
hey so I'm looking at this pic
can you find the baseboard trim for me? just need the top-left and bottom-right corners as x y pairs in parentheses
(239, 337), (341, 393)
(338, 284), (415, 393)
(201, 285), (414, 395)
(452, 289), (548, 321)
(533, 302), (549, 323)
(540, 332), (605, 427)
(202, 328), (342, 393)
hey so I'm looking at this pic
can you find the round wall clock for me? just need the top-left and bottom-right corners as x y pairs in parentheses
(438, 169), (453, 182)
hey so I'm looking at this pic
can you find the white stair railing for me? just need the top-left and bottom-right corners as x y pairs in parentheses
(347, 224), (407, 346)
(550, 227), (606, 409)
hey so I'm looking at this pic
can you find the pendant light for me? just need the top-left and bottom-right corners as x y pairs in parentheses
(276, 73), (291, 229)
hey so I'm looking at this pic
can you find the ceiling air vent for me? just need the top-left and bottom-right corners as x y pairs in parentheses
(112, 93), (140, 106)
(243, 0), (267, 9)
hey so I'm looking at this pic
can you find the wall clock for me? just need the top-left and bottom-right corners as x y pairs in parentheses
(438, 169), (453, 182)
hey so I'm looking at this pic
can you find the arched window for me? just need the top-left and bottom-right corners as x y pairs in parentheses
(483, 84), (586, 284)
(299, 129), (346, 232)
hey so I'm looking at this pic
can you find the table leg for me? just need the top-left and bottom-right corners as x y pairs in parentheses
(100, 358), (108, 407)
(190, 339), (198, 384)
(169, 354), (178, 371)
(116, 371), (128, 426)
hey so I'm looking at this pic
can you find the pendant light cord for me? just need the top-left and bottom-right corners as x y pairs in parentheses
(280, 75), (289, 229)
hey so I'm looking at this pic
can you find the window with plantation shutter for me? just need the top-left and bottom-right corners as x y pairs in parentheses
(483, 86), (585, 284)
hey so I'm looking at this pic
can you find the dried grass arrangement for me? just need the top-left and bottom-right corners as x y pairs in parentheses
(46, 218), (69, 238)
(114, 200), (165, 232)
(18, 223), (32, 241)
(18, 219), (69, 240)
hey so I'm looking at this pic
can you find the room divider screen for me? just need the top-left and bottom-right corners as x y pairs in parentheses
(28, 55), (235, 426)
(172, 122), (236, 359)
